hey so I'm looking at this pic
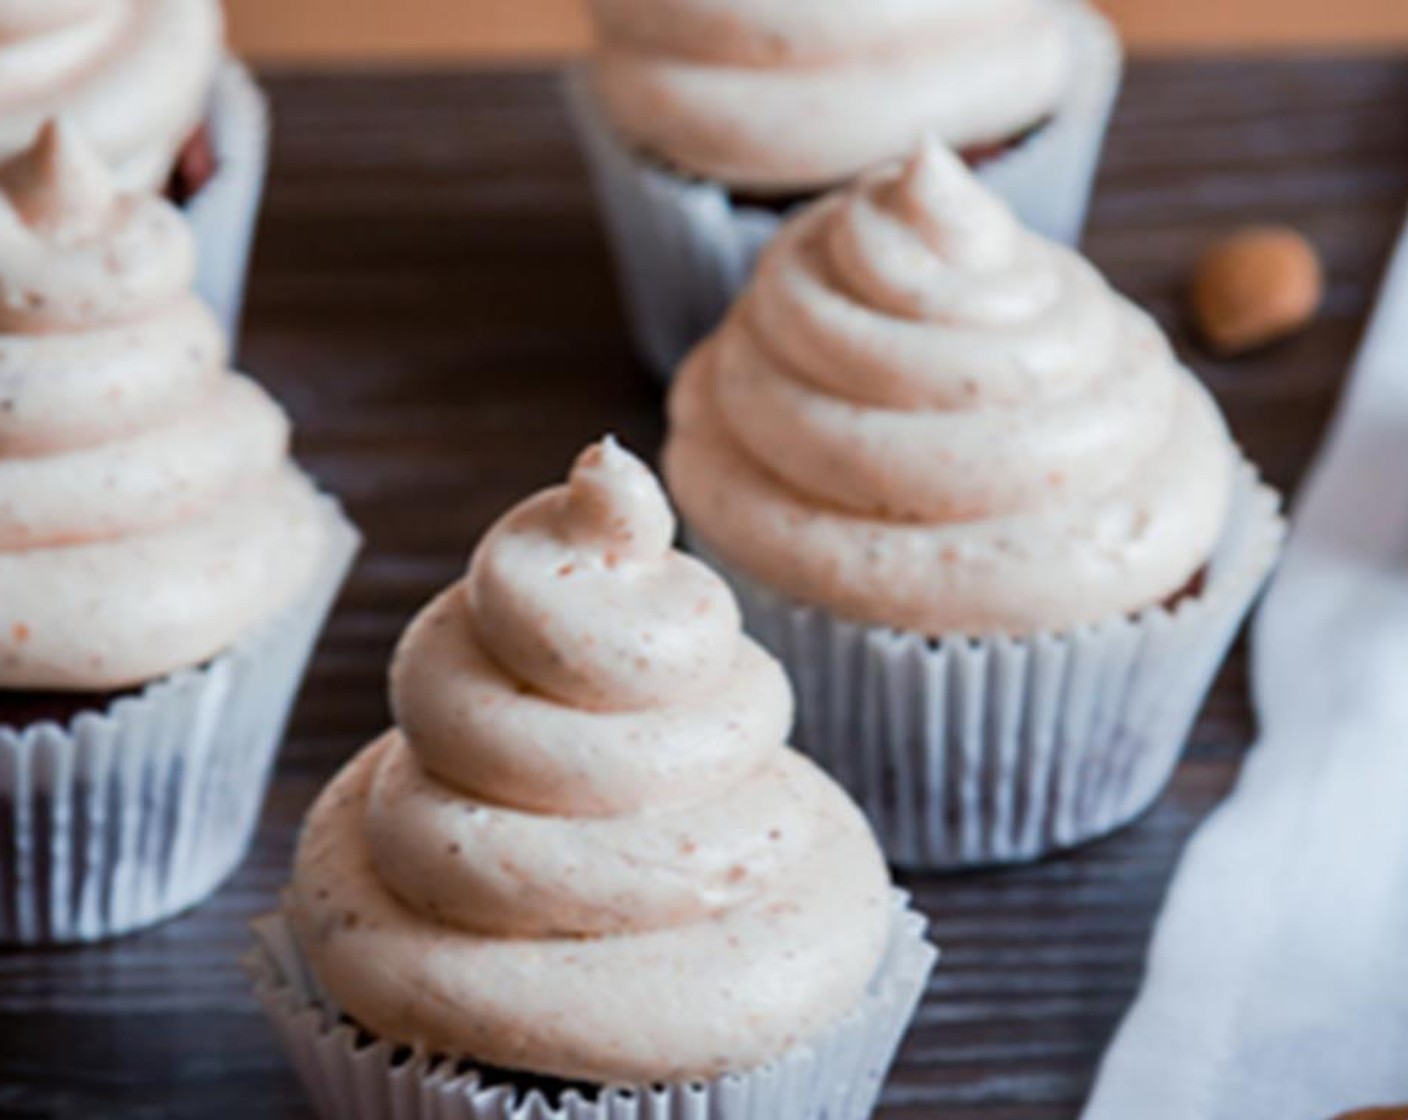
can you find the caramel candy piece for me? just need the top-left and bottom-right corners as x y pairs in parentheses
(1191, 226), (1324, 356)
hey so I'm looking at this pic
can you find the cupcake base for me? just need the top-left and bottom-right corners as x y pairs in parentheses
(187, 57), (271, 347)
(690, 464), (1285, 871)
(564, 0), (1122, 381)
(727, 117), (1054, 215)
(0, 686), (146, 732)
(0, 497), (360, 946)
(246, 894), (937, 1120)
(168, 124), (219, 206)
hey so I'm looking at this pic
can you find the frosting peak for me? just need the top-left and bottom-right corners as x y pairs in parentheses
(468, 439), (739, 712)
(561, 436), (674, 561)
(289, 441), (892, 1083)
(0, 117), (192, 334)
(665, 145), (1237, 635)
(898, 137), (1021, 269)
(0, 118), (116, 237)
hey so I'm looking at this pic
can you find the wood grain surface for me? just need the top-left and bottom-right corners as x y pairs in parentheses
(2, 57), (1407, 1119)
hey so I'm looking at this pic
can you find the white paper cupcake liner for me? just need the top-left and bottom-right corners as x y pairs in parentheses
(0, 498), (359, 945)
(564, 0), (1122, 380)
(187, 57), (271, 347)
(246, 893), (937, 1120)
(691, 464), (1285, 870)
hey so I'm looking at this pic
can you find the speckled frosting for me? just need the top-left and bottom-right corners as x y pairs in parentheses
(0, 1), (223, 191)
(287, 439), (892, 1084)
(665, 141), (1237, 636)
(0, 121), (328, 691)
(585, 0), (1073, 193)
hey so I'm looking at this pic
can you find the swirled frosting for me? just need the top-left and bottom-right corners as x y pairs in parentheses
(288, 439), (892, 1083)
(665, 141), (1237, 635)
(0, 121), (329, 691)
(586, 0), (1073, 193)
(0, 1), (223, 191)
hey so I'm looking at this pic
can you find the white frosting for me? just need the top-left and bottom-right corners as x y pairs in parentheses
(665, 143), (1237, 635)
(0, 122), (327, 690)
(586, 0), (1072, 192)
(0, 1), (224, 190)
(289, 440), (893, 1083)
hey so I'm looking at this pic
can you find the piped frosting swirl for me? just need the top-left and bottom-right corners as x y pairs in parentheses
(288, 439), (892, 1083)
(665, 142), (1236, 635)
(0, 1), (223, 191)
(586, 0), (1072, 193)
(0, 121), (327, 690)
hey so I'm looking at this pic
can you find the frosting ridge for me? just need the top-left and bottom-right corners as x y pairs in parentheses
(0, 122), (327, 690)
(289, 439), (892, 1083)
(665, 143), (1237, 634)
(586, 0), (1072, 192)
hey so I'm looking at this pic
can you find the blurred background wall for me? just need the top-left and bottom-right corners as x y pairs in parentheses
(228, 0), (1408, 63)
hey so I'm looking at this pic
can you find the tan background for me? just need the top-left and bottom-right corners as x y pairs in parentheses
(227, 0), (1408, 62)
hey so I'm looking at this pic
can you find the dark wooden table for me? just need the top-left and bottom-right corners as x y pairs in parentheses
(1, 58), (1406, 1119)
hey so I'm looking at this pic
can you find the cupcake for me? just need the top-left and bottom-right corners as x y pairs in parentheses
(250, 439), (936, 1120)
(0, 1), (269, 339)
(663, 141), (1285, 869)
(566, 0), (1122, 377)
(0, 121), (359, 944)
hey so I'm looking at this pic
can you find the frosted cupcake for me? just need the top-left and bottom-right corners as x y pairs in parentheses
(566, 0), (1122, 377)
(250, 439), (935, 1120)
(0, 1), (269, 338)
(664, 142), (1285, 869)
(0, 122), (359, 943)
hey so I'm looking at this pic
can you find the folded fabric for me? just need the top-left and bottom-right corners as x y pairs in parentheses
(1084, 212), (1408, 1119)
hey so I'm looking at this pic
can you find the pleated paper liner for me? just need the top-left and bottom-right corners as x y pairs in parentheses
(0, 497), (359, 944)
(246, 894), (937, 1120)
(563, 0), (1123, 380)
(691, 462), (1285, 870)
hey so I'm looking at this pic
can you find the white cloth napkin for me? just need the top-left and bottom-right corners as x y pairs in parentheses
(1083, 216), (1408, 1120)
